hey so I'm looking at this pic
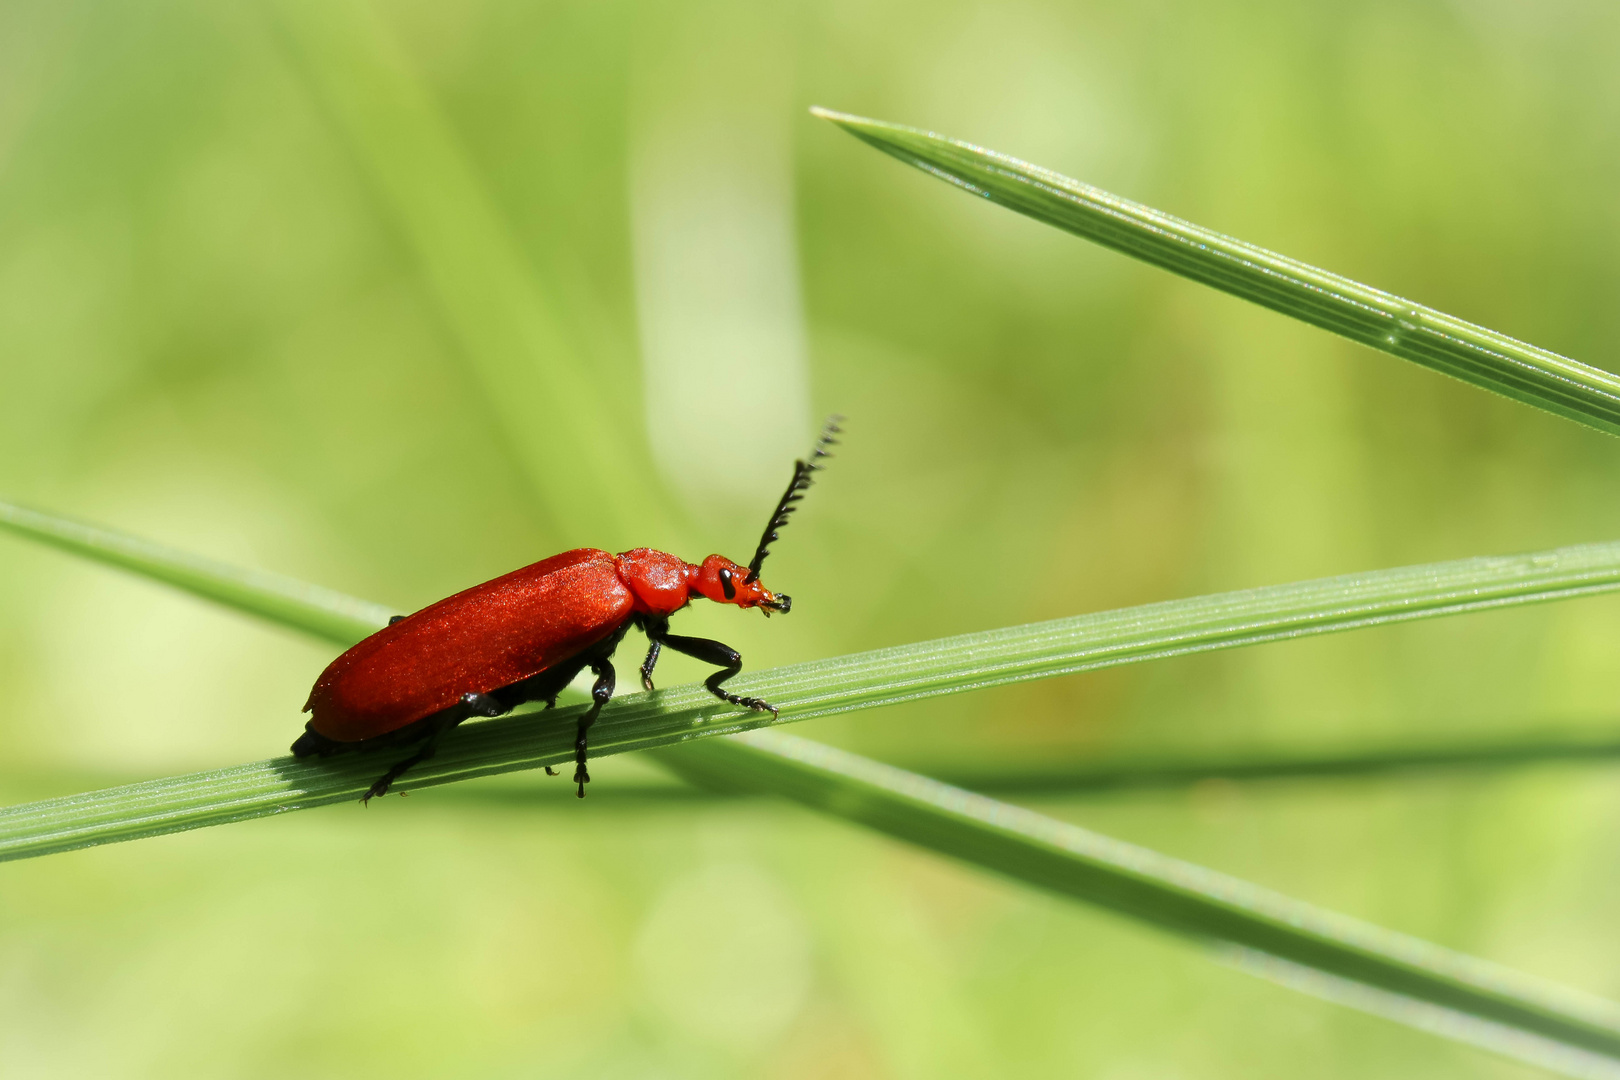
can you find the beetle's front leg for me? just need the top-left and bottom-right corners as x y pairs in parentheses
(575, 659), (615, 797)
(638, 615), (669, 691)
(639, 639), (662, 691)
(656, 633), (779, 718)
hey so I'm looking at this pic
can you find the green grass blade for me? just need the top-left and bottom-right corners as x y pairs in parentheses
(15, 495), (1620, 803)
(933, 730), (1620, 796)
(654, 730), (1620, 1076)
(7, 508), (1620, 1068)
(8, 501), (1620, 856)
(270, 0), (664, 539)
(11, 727), (1620, 810)
(811, 107), (1620, 438)
(0, 499), (388, 645)
(6, 732), (1613, 1074)
(20, 725), (1620, 808)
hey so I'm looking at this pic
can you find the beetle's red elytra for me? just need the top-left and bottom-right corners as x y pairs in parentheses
(291, 417), (842, 801)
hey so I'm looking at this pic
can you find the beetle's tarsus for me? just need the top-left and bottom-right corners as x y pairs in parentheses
(362, 767), (404, 804)
(715, 690), (779, 717)
(572, 735), (590, 787)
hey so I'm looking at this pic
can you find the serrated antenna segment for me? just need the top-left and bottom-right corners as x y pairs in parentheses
(745, 416), (843, 584)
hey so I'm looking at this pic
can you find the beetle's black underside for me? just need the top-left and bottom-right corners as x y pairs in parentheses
(287, 654), (589, 760)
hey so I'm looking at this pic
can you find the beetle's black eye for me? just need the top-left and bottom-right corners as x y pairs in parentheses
(718, 567), (736, 600)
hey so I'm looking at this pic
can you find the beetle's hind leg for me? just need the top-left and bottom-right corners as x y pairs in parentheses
(364, 741), (438, 804)
(362, 692), (505, 803)
(574, 660), (615, 797)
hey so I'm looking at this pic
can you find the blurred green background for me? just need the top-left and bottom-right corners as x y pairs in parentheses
(4, 0), (1620, 1075)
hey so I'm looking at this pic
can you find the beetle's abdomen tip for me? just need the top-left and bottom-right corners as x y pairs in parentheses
(290, 727), (345, 758)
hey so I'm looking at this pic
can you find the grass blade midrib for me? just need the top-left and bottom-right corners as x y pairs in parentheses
(814, 107), (1620, 437)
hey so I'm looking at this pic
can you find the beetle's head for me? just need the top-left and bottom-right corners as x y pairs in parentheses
(689, 555), (791, 616)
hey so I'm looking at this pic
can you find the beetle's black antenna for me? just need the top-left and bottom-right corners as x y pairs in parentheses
(745, 415), (843, 584)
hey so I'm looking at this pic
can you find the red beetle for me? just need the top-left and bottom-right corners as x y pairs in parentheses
(292, 419), (841, 800)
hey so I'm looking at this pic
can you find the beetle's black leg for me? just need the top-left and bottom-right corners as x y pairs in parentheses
(655, 633), (779, 718)
(576, 659), (615, 797)
(388, 615), (407, 625)
(486, 657), (593, 778)
(360, 692), (506, 802)
(541, 660), (592, 777)
(638, 615), (669, 691)
(362, 711), (460, 803)
(364, 739), (441, 804)
(639, 639), (662, 691)
(473, 619), (631, 791)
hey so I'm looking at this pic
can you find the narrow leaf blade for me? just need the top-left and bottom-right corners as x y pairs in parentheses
(932, 730), (1620, 796)
(0, 499), (387, 645)
(654, 730), (1620, 1075)
(812, 107), (1620, 438)
(9, 502), (1620, 860)
(6, 507), (1620, 1071)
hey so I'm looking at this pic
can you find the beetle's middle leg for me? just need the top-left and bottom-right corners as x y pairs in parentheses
(492, 659), (590, 776)
(575, 659), (615, 798)
(653, 631), (779, 718)
(481, 623), (628, 794)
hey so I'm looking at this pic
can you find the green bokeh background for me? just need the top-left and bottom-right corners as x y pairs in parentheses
(4, 0), (1620, 1075)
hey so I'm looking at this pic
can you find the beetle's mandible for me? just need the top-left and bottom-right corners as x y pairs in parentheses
(291, 418), (842, 801)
